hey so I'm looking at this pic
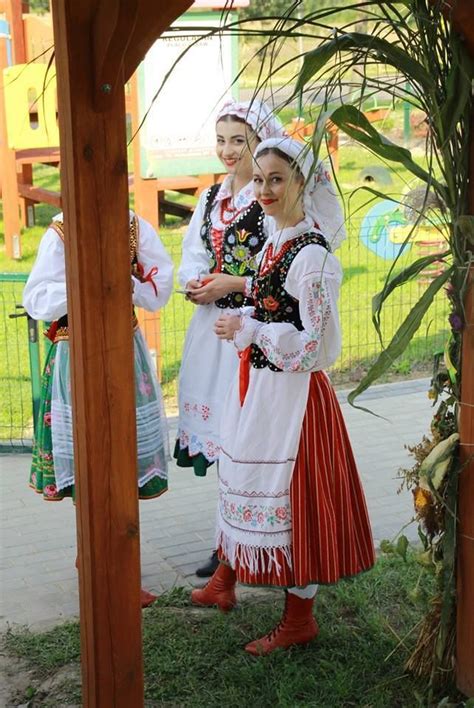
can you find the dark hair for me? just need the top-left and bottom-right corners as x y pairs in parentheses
(216, 114), (261, 142)
(255, 147), (303, 178)
(216, 114), (248, 126)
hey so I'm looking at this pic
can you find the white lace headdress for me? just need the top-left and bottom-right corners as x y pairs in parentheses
(216, 99), (286, 141)
(254, 136), (347, 251)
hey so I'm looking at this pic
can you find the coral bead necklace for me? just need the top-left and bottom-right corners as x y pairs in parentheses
(258, 240), (294, 277)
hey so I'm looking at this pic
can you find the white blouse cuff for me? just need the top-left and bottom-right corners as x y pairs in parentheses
(179, 268), (206, 289)
(243, 275), (253, 298)
(233, 315), (261, 351)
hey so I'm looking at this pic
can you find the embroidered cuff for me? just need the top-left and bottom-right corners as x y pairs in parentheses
(233, 315), (261, 351)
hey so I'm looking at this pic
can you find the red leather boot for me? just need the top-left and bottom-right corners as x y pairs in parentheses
(191, 562), (237, 612)
(245, 591), (318, 656)
(140, 588), (157, 608)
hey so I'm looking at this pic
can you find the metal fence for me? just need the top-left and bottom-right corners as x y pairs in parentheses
(0, 209), (449, 451)
(157, 215), (449, 405)
(0, 273), (46, 452)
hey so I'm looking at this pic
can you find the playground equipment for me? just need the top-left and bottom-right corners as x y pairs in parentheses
(0, 0), (248, 258)
(359, 197), (447, 285)
(0, 3), (60, 258)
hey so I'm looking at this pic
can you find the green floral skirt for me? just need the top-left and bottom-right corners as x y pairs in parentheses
(30, 332), (168, 502)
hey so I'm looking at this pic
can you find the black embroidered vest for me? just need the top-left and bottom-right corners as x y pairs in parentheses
(201, 184), (266, 309)
(250, 232), (330, 371)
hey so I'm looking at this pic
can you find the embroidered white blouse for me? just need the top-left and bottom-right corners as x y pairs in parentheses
(23, 212), (174, 321)
(177, 175), (256, 287)
(234, 217), (342, 373)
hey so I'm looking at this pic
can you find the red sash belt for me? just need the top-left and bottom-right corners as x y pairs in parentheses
(45, 321), (59, 342)
(238, 346), (251, 407)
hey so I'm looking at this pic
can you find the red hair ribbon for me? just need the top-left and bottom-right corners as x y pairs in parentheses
(238, 346), (251, 407)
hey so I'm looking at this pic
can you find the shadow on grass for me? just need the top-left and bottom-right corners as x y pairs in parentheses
(3, 554), (465, 707)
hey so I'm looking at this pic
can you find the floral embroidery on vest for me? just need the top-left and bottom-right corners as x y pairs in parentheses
(201, 184), (266, 309)
(250, 232), (330, 371)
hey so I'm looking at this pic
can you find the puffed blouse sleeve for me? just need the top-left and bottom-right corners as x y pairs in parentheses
(22, 226), (68, 321)
(132, 216), (174, 312)
(177, 189), (211, 287)
(233, 244), (342, 372)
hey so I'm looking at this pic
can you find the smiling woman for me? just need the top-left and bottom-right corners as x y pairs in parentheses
(195, 136), (375, 656)
(174, 99), (285, 577)
(215, 118), (258, 175)
(252, 147), (305, 228)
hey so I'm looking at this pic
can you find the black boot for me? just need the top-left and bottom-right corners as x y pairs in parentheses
(196, 550), (219, 578)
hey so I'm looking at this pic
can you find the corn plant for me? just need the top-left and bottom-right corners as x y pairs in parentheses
(214, 0), (473, 690)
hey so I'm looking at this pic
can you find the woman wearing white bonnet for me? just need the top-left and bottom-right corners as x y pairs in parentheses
(257, 134), (347, 251)
(192, 136), (375, 655)
(175, 99), (285, 577)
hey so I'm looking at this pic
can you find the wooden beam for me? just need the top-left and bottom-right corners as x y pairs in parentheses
(17, 181), (61, 208)
(456, 105), (474, 698)
(51, 2), (143, 705)
(17, 163), (36, 226)
(15, 147), (60, 165)
(129, 72), (159, 230)
(124, 0), (193, 81)
(443, 0), (474, 57)
(159, 197), (193, 218)
(0, 33), (22, 258)
(5, 0), (26, 63)
(92, 0), (138, 111)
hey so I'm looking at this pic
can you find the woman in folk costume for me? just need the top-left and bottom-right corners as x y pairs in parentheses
(175, 99), (285, 577)
(23, 211), (173, 607)
(191, 137), (376, 654)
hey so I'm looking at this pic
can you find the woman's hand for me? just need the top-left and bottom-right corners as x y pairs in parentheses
(214, 314), (242, 340)
(188, 273), (245, 305)
(185, 278), (206, 304)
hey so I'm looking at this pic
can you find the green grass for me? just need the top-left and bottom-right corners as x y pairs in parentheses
(4, 553), (466, 706)
(0, 142), (449, 441)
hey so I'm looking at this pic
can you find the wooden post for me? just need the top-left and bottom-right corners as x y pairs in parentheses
(46, 0), (193, 702)
(129, 73), (159, 230)
(12, 0), (35, 229)
(17, 162), (35, 227)
(0, 26), (22, 258)
(456, 107), (474, 698)
(327, 122), (339, 174)
(5, 0), (26, 64)
(51, 2), (143, 705)
(129, 72), (162, 373)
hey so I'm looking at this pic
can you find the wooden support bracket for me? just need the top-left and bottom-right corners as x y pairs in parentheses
(123, 0), (193, 81)
(92, 0), (138, 111)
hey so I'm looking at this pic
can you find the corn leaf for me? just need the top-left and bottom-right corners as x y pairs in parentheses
(439, 41), (474, 144)
(348, 266), (454, 407)
(295, 32), (436, 96)
(372, 251), (451, 339)
(327, 105), (446, 196)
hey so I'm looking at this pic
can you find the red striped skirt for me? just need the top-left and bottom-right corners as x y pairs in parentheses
(219, 371), (376, 586)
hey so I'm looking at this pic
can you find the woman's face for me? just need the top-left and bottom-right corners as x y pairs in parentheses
(252, 152), (304, 224)
(215, 119), (259, 180)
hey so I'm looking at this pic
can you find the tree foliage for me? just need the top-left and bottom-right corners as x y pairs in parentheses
(28, 0), (50, 14)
